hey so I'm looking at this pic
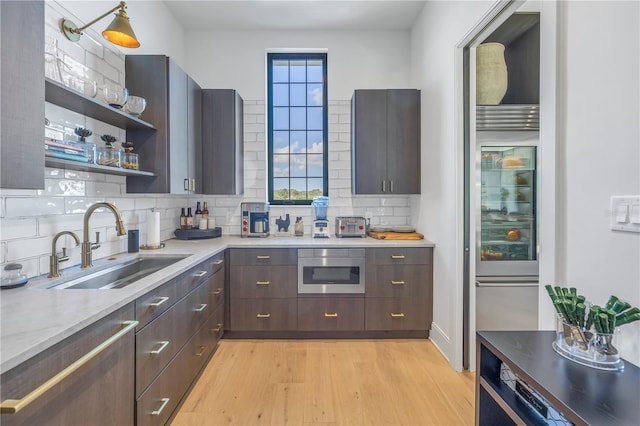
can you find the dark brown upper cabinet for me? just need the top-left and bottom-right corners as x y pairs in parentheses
(201, 89), (244, 195)
(125, 55), (201, 194)
(351, 89), (421, 194)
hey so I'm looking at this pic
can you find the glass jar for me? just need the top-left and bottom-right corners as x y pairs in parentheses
(97, 147), (121, 167)
(121, 152), (139, 170)
(1, 263), (28, 289)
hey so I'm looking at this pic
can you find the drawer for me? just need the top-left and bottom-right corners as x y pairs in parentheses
(212, 296), (224, 340)
(136, 277), (178, 329)
(230, 248), (297, 266)
(174, 256), (219, 297)
(230, 298), (297, 331)
(189, 314), (220, 376)
(230, 265), (297, 298)
(298, 297), (364, 331)
(365, 298), (430, 331)
(366, 247), (432, 265)
(208, 267), (224, 317)
(365, 265), (431, 298)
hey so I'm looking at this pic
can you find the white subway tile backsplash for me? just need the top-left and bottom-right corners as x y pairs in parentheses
(6, 198), (66, 218)
(7, 237), (51, 262)
(134, 198), (157, 210)
(40, 179), (86, 197)
(85, 181), (122, 197)
(0, 218), (38, 241)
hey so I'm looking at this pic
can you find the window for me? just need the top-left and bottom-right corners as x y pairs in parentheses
(267, 52), (328, 205)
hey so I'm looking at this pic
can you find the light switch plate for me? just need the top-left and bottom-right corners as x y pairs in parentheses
(610, 195), (640, 233)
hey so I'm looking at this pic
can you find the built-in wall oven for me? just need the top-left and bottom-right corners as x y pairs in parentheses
(298, 249), (365, 294)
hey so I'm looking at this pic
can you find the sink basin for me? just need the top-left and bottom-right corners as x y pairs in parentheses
(47, 256), (188, 290)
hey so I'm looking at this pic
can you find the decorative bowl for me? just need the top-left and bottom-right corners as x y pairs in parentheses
(124, 96), (147, 117)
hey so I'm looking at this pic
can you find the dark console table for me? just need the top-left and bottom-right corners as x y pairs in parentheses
(476, 331), (640, 425)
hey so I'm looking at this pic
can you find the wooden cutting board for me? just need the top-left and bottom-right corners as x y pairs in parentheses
(367, 231), (424, 240)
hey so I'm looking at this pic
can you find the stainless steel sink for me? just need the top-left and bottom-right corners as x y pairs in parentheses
(47, 256), (188, 290)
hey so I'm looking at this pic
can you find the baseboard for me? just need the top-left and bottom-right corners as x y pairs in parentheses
(428, 322), (452, 364)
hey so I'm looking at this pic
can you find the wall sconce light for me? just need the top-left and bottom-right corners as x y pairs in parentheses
(61, 1), (140, 48)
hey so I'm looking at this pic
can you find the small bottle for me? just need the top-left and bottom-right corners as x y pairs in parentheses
(180, 208), (187, 230)
(295, 217), (304, 236)
(202, 202), (209, 220)
(194, 202), (202, 228)
(186, 207), (193, 230)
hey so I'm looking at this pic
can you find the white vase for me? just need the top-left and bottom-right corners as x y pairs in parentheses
(476, 42), (508, 105)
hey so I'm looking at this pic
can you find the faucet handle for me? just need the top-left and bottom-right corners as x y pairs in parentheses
(59, 247), (70, 263)
(94, 231), (100, 244)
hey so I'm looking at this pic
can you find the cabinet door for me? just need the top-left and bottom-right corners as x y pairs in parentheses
(201, 89), (244, 195)
(351, 90), (388, 194)
(386, 89), (420, 194)
(0, 1), (44, 190)
(188, 76), (202, 194)
(0, 304), (135, 426)
(168, 59), (189, 194)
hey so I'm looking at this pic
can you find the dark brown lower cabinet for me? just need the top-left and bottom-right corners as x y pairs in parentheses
(298, 297), (365, 331)
(365, 298), (429, 330)
(230, 299), (297, 331)
(0, 304), (136, 426)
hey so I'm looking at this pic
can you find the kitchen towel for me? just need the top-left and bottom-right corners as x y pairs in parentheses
(147, 209), (161, 247)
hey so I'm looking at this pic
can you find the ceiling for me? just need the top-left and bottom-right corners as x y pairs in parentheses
(163, 1), (427, 31)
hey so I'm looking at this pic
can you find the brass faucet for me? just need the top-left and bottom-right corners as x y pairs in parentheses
(81, 202), (126, 268)
(49, 231), (81, 278)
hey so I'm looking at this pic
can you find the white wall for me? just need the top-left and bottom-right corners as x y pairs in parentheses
(555, 0), (640, 364)
(409, 0), (494, 369)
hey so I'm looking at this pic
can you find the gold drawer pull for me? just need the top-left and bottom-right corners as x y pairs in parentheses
(195, 345), (207, 357)
(256, 281), (270, 285)
(149, 296), (170, 307)
(256, 255), (271, 259)
(256, 313), (271, 318)
(0, 320), (138, 414)
(150, 341), (170, 355)
(194, 270), (207, 277)
(214, 259), (224, 265)
(151, 398), (170, 416)
(212, 288), (223, 295)
(391, 280), (405, 285)
(324, 313), (339, 318)
(390, 313), (406, 318)
(391, 255), (405, 259)
(212, 324), (222, 333)
(195, 303), (208, 312)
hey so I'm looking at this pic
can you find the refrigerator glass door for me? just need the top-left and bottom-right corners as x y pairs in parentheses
(477, 145), (537, 277)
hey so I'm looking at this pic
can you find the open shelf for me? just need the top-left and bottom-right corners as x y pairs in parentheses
(45, 157), (155, 177)
(45, 78), (156, 131)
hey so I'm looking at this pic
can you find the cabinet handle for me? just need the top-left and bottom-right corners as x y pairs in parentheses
(256, 255), (270, 259)
(149, 296), (169, 307)
(324, 313), (339, 318)
(256, 281), (270, 285)
(193, 270), (207, 277)
(390, 180), (394, 193)
(184, 179), (189, 191)
(390, 313), (406, 318)
(256, 313), (271, 318)
(150, 341), (170, 355)
(212, 324), (222, 333)
(195, 304), (208, 312)
(382, 180), (386, 193)
(391, 280), (406, 285)
(391, 255), (406, 259)
(214, 259), (224, 265)
(0, 320), (138, 414)
(195, 345), (207, 357)
(151, 398), (170, 416)
(212, 288), (222, 295)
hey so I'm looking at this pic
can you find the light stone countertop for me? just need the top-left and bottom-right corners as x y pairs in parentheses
(0, 235), (434, 373)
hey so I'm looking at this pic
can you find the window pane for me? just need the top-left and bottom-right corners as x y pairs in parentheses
(307, 84), (323, 106)
(290, 178), (307, 199)
(307, 154), (324, 176)
(290, 154), (307, 177)
(307, 107), (323, 130)
(290, 107), (306, 130)
(308, 178), (324, 199)
(272, 60), (289, 83)
(290, 83), (306, 106)
(290, 131), (306, 153)
(307, 131), (323, 153)
(273, 154), (290, 177)
(273, 131), (289, 153)
(273, 178), (290, 200)
(290, 60), (306, 82)
(273, 84), (289, 106)
(273, 107), (289, 130)
(307, 60), (323, 82)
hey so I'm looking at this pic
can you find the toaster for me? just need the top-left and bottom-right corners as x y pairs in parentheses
(335, 217), (367, 238)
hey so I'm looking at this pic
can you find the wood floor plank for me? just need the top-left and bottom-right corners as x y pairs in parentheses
(172, 339), (475, 426)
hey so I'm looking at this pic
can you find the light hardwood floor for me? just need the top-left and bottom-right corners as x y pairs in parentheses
(172, 339), (476, 426)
